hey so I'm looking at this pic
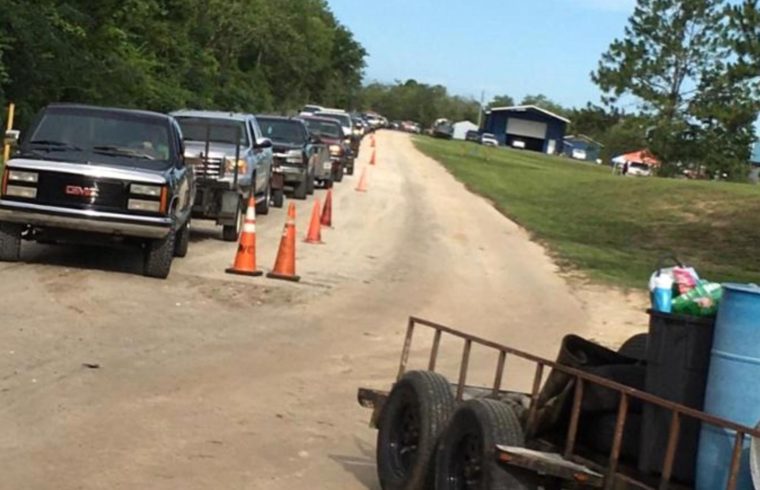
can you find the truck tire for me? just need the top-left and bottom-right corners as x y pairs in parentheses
(256, 181), (270, 216)
(144, 227), (175, 279)
(377, 370), (455, 490)
(333, 165), (344, 183)
(346, 162), (355, 176)
(293, 175), (308, 199)
(0, 223), (21, 262)
(435, 399), (538, 490)
(222, 200), (243, 242)
(306, 170), (315, 195)
(272, 188), (284, 208)
(174, 220), (190, 258)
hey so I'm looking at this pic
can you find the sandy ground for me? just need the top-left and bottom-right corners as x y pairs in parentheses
(0, 131), (648, 489)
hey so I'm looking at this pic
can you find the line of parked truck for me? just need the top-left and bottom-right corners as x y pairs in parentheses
(0, 102), (384, 279)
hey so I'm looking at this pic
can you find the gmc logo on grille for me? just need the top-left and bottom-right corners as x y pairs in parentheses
(65, 185), (99, 198)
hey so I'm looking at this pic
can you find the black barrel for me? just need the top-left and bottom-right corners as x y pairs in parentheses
(638, 310), (715, 483)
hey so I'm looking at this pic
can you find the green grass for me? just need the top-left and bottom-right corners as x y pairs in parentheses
(413, 137), (760, 289)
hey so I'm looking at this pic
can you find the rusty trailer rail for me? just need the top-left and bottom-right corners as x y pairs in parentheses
(386, 316), (760, 490)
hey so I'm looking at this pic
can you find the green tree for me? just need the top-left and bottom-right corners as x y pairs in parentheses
(592, 0), (756, 179)
(520, 94), (568, 117)
(487, 94), (514, 109)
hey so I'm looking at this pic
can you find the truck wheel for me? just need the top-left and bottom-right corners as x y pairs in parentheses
(222, 200), (243, 242)
(435, 399), (538, 490)
(272, 188), (284, 208)
(0, 223), (22, 262)
(144, 227), (176, 279)
(306, 170), (315, 195)
(174, 220), (190, 258)
(324, 178), (334, 189)
(293, 175), (308, 199)
(255, 182), (270, 215)
(334, 165), (344, 183)
(377, 370), (455, 490)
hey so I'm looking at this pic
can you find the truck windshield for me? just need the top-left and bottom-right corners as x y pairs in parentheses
(316, 112), (351, 129)
(176, 118), (249, 146)
(28, 111), (171, 162)
(258, 119), (306, 145)
(304, 119), (342, 139)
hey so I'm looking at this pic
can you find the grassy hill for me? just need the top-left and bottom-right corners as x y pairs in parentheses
(413, 136), (760, 289)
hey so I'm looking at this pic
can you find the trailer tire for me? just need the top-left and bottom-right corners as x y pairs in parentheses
(377, 370), (455, 490)
(272, 188), (285, 208)
(435, 399), (538, 490)
(0, 223), (22, 262)
(222, 200), (243, 242)
(618, 333), (648, 361)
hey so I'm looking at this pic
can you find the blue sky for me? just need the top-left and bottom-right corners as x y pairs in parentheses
(327, 0), (637, 109)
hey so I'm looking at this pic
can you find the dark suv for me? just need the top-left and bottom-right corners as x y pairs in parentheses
(0, 104), (194, 278)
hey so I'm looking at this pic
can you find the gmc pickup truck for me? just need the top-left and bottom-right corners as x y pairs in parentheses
(0, 103), (194, 278)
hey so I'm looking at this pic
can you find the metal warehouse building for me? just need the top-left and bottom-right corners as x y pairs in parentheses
(482, 105), (570, 154)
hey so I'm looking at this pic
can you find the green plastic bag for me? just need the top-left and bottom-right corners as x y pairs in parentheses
(671, 280), (723, 317)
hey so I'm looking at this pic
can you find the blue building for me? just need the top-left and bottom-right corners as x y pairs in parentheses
(751, 141), (760, 166)
(563, 134), (604, 162)
(482, 105), (570, 154)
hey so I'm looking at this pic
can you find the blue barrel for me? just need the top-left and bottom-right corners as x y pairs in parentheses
(696, 284), (760, 490)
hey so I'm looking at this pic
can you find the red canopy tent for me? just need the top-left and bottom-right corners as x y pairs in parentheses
(613, 149), (660, 166)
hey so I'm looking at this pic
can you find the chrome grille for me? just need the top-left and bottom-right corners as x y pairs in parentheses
(187, 156), (224, 179)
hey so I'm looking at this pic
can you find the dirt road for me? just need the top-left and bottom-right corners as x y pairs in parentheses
(0, 131), (647, 489)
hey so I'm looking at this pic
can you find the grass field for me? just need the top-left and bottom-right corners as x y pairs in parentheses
(413, 136), (760, 289)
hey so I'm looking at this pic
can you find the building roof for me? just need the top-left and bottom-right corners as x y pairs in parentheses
(564, 134), (604, 148)
(485, 105), (570, 124)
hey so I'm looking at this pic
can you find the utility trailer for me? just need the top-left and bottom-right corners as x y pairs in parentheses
(357, 317), (760, 490)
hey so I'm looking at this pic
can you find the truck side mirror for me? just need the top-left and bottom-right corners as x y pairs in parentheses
(4, 129), (20, 146)
(255, 137), (272, 149)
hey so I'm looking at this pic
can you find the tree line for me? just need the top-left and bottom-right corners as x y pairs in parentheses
(0, 0), (366, 129)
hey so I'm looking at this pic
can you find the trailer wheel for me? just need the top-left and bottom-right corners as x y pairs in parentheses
(435, 399), (538, 490)
(377, 370), (455, 490)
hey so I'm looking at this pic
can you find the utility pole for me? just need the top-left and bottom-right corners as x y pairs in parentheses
(477, 90), (485, 128)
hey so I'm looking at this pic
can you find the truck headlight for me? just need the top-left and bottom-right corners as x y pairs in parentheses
(329, 144), (342, 156)
(8, 170), (38, 183)
(5, 185), (37, 198)
(128, 199), (161, 212)
(225, 158), (248, 175)
(130, 183), (162, 197)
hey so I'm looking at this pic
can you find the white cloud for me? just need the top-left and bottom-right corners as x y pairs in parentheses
(571, 0), (636, 12)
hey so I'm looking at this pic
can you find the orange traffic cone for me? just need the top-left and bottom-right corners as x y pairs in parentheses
(304, 199), (324, 244)
(320, 189), (333, 228)
(225, 196), (263, 277)
(355, 167), (368, 192)
(370, 149), (376, 166)
(267, 202), (300, 282)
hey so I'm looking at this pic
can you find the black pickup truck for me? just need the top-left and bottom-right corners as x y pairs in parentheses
(0, 103), (194, 279)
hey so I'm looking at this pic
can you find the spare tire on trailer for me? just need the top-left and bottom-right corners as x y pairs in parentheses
(618, 333), (649, 362)
(376, 370), (455, 490)
(435, 399), (538, 490)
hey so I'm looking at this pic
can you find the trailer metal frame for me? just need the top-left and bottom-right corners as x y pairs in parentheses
(358, 316), (760, 490)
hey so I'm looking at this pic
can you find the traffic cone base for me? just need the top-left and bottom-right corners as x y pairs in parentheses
(266, 271), (301, 282)
(226, 268), (263, 277)
(225, 197), (263, 277)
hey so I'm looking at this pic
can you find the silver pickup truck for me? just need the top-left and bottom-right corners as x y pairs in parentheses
(171, 111), (273, 242)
